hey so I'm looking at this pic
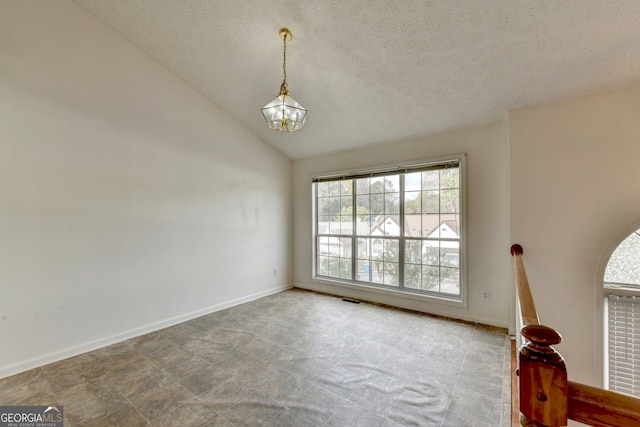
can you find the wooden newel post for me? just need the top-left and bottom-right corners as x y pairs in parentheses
(519, 324), (569, 426)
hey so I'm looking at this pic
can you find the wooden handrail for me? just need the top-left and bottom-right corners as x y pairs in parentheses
(510, 244), (539, 326)
(511, 243), (640, 427)
(568, 381), (640, 427)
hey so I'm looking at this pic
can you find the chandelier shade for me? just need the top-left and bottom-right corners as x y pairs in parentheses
(261, 28), (307, 133)
(261, 92), (307, 132)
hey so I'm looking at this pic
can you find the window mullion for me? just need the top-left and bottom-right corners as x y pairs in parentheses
(398, 173), (405, 289)
(351, 180), (356, 281)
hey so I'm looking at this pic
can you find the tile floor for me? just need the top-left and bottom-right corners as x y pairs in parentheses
(0, 289), (512, 426)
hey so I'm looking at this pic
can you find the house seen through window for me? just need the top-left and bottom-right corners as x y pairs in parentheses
(313, 157), (464, 299)
(604, 226), (640, 398)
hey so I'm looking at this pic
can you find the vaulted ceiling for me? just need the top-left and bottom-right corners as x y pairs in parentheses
(73, 0), (640, 159)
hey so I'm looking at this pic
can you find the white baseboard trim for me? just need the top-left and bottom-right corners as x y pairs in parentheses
(295, 282), (509, 330)
(0, 284), (292, 380)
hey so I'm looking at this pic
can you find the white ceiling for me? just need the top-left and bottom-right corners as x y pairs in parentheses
(72, 0), (640, 160)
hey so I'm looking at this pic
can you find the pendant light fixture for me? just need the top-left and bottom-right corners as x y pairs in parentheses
(261, 27), (307, 132)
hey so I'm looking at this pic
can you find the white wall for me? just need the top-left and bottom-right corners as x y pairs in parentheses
(509, 83), (640, 387)
(0, 1), (291, 378)
(293, 123), (513, 329)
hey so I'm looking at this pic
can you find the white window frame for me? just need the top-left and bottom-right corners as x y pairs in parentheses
(311, 154), (467, 304)
(602, 223), (640, 398)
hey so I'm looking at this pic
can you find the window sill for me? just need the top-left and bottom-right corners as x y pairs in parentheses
(310, 276), (467, 308)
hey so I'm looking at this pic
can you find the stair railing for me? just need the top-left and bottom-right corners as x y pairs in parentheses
(511, 244), (640, 427)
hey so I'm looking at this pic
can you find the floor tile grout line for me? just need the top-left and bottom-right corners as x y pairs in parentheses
(109, 378), (151, 426)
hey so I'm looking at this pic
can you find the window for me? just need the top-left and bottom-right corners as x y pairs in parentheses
(604, 227), (640, 398)
(313, 157), (464, 299)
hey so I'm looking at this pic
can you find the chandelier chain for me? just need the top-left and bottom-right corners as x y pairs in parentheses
(281, 34), (288, 90)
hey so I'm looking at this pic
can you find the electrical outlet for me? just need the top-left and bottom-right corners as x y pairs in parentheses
(481, 290), (490, 301)
(273, 268), (278, 277)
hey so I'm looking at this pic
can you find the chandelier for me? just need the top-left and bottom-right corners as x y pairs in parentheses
(261, 28), (307, 132)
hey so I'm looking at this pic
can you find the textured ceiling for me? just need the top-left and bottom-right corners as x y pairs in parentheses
(72, 0), (640, 159)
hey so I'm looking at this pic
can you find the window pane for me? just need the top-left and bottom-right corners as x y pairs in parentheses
(363, 215), (375, 234)
(371, 194), (384, 215)
(357, 258), (370, 281)
(356, 195), (369, 215)
(405, 172), (421, 191)
(318, 216), (331, 234)
(422, 266), (439, 291)
(441, 248), (460, 267)
(440, 189), (459, 214)
(440, 168), (459, 189)
(329, 198), (341, 217)
(371, 177), (384, 193)
(423, 241), (440, 265)
(381, 216), (400, 237)
(317, 182), (330, 197)
(341, 180), (353, 196)
(422, 190), (439, 213)
(325, 237), (340, 255)
(340, 258), (352, 280)
(384, 239), (399, 262)
(329, 181), (341, 196)
(318, 197), (330, 216)
(327, 220), (339, 235)
(356, 178), (370, 194)
(385, 175), (399, 192)
(326, 258), (340, 278)
(318, 256), (329, 275)
(440, 267), (460, 294)
(405, 191), (421, 215)
(341, 195), (352, 213)
(405, 214), (421, 237)
(405, 240), (422, 264)
(339, 237), (352, 259)
(372, 258), (384, 284)
(357, 239), (369, 260)
(372, 239), (383, 257)
(405, 264), (421, 289)
(385, 193), (400, 215)
(318, 236), (329, 256)
(422, 170), (439, 190)
(442, 214), (461, 238)
(422, 214), (441, 238)
(339, 219), (352, 235)
(383, 262), (399, 285)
